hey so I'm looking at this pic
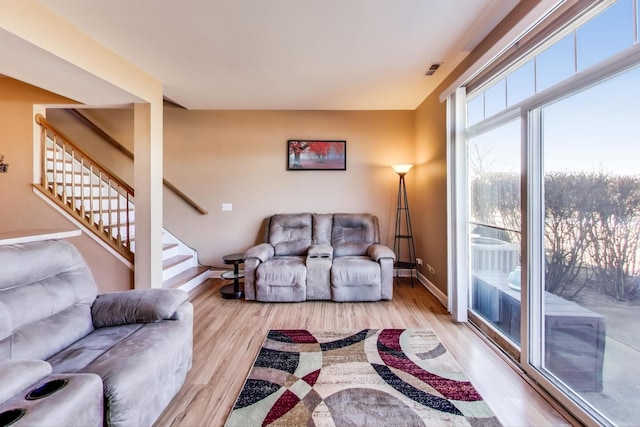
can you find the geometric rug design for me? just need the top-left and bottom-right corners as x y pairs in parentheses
(225, 329), (501, 426)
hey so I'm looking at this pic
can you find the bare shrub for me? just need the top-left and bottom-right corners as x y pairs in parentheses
(470, 172), (520, 244)
(587, 174), (640, 300)
(544, 172), (597, 295)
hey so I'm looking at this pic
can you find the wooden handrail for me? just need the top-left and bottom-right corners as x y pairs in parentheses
(162, 179), (208, 215)
(69, 109), (134, 159)
(68, 109), (209, 215)
(36, 113), (134, 261)
(36, 114), (134, 195)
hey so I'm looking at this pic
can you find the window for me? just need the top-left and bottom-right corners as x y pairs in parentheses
(467, 120), (522, 346)
(453, 1), (640, 425)
(536, 66), (640, 425)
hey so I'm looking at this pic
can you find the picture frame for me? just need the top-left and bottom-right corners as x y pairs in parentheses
(287, 140), (346, 171)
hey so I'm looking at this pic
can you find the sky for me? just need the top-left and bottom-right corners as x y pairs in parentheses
(468, 0), (640, 176)
(543, 66), (640, 176)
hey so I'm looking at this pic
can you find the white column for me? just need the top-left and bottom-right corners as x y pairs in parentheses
(447, 88), (468, 322)
(134, 101), (163, 289)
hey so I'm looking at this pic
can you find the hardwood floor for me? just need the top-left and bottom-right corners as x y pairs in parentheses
(154, 278), (572, 426)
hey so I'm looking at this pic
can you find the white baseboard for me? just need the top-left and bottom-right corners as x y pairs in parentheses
(416, 271), (448, 308)
(210, 269), (224, 279)
(393, 268), (414, 277)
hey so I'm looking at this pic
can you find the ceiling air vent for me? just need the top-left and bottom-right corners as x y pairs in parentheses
(424, 62), (442, 76)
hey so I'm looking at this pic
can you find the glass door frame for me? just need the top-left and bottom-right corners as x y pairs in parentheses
(449, 32), (640, 427)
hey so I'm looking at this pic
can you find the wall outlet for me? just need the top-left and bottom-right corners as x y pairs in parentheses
(416, 258), (423, 265)
(221, 203), (233, 211)
(427, 264), (436, 275)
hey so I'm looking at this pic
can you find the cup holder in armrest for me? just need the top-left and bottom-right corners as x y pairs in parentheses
(0, 408), (26, 426)
(25, 379), (68, 400)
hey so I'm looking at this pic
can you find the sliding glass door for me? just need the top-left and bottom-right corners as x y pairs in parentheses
(467, 120), (522, 349)
(533, 64), (640, 425)
(453, 1), (640, 424)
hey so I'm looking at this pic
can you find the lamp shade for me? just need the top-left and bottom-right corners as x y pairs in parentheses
(392, 164), (413, 175)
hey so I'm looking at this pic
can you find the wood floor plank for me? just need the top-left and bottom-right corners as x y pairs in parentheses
(154, 278), (571, 426)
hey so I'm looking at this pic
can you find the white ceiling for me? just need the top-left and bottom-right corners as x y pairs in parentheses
(30, 0), (519, 110)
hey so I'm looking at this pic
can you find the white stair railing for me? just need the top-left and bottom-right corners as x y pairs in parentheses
(36, 114), (135, 261)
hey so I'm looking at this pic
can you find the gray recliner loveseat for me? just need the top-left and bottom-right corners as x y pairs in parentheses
(0, 239), (193, 427)
(244, 213), (395, 302)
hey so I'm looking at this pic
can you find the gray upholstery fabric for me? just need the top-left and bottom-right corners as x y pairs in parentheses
(312, 213), (333, 244)
(243, 258), (260, 301)
(368, 244), (396, 262)
(379, 258), (394, 300)
(306, 245), (332, 300)
(308, 244), (333, 258)
(256, 256), (306, 301)
(331, 256), (381, 286)
(0, 373), (103, 427)
(332, 214), (378, 257)
(0, 240), (96, 294)
(244, 243), (274, 263)
(331, 256), (382, 301)
(81, 321), (192, 427)
(47, 324), (143, 374)
(2, 305), (94, 361)
(244, 213), (394, 302)
(331, 283), (382, 302)
(0, 359), (51, 404)
(171, 299), (194, 326)
(0, 239), (193, 427)
(269, 213), (313, 256)
(0, 239), (97, 346)
(92, 288), (189, 328)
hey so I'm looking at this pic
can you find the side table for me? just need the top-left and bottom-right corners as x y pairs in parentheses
(220, 253), (244, 299)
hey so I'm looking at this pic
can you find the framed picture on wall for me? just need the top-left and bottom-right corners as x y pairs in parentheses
(287, 140), (346, 170)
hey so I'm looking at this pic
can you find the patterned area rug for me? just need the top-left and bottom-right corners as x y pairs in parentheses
(226, 329), (501, 426)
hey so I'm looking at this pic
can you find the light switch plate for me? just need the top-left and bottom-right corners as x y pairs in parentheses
(221, 203), (232, 211)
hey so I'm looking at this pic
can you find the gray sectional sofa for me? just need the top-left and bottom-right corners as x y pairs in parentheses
(244, 213), (395, 302)
(0, 239), (193, 427)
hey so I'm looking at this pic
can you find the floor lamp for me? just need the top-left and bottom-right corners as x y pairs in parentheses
(392, 164), (416, 286)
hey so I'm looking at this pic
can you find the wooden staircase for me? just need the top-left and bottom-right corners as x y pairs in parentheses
(34, 114), (210, 291)
(161, 229), (210, 291)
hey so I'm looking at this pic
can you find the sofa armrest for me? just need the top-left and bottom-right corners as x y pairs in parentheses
(368, 244), (396, 262)
(244, 243), (274, 263)
(0, 359), (52, 404)
(91, 288), (189, 328)
(307, 244), (333, 260)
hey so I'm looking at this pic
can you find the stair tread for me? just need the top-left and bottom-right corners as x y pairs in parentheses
(108, 222), (135, 228)
(46, 170), (90, 176)
(88, 208), (134, 213)
(163, 243), (179, 251)
(46, 158), (74, 163)
(50, 182), (105, 188)
(163, 266), (210, 289)
(163, 254), (193, 270)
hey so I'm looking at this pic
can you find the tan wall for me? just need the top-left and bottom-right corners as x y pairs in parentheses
(412, 0), (543, 296)
(47, 106), (414, 268)
(164, 108), (414, 268)
(0, 77), (133, 293)
(46, 109), (135, 184)
(412, 95), (448, 294)
(39, 0), (541, 292)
